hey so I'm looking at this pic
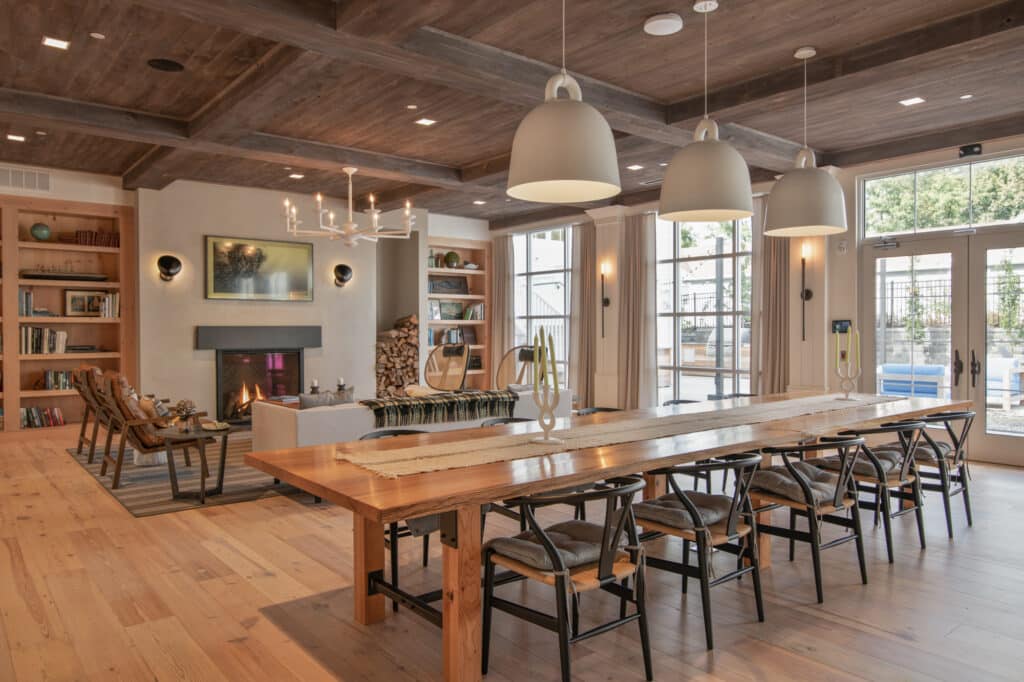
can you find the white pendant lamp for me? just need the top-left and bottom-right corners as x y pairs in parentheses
(507, 0), (620, 204)
(764, 47), (847, 237)
(659, 1), (752, 222)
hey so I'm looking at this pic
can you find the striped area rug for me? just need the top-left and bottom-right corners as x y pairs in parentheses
(66, 435), (305, 517)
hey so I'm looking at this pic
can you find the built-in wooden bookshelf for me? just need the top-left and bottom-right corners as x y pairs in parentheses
(426, 237), (492, 390)
(0, 194), (137, 432)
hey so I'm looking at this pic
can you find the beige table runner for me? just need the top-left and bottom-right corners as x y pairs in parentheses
(337, 394), (899, 478)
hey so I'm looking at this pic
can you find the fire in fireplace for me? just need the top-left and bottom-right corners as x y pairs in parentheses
(216, 349), (302, 423)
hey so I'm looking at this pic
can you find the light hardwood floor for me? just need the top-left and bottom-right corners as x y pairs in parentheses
(2, 425), (1022, 681)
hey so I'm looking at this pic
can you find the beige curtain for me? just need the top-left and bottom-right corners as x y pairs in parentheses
(491, 234), (515, 380)
(570, 222), (596, 408)
(760, 199), (790, 394)
(618, 213), (657, 409)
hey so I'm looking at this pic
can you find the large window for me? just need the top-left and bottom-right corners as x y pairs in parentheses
(863, 153), (1024, 238)
(656, 218), (753, 404)
(513, 227), (572, 385)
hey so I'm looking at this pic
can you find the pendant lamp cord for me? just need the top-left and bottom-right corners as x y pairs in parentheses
(703, 9), (709, 119)
(802, 57), (808, 148)
(561, 0), (567, 74)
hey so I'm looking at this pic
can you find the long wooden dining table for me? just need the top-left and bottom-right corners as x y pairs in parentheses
(245, 392), (970, 681)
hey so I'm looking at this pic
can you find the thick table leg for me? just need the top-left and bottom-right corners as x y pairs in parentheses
(353, 514), (386, 625)
(442, 505), (482, 682)
(643, 473), (665, 500)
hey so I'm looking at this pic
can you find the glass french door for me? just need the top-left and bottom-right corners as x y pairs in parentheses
(861, 225), (1024, 465)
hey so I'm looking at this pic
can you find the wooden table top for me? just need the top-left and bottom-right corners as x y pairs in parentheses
(245, 393), (970, 523)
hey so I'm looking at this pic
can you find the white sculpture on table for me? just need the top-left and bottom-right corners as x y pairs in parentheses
(532, 326), (562, 444)
(835, 324), (862, 400)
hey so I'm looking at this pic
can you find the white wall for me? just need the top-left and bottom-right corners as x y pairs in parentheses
(429, 212), (490, 241)
(137, 181), (378, 413)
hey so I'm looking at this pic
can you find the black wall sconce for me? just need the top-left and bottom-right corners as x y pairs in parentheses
(334, 263), (353, 288)
(157, 254), (181, 281)
(800, 241), (812, 341)
(600, 261), (611, 338)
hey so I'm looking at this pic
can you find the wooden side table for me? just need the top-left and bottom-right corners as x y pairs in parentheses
(155, 426), (232, 503)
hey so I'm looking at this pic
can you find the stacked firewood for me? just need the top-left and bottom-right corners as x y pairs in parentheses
(376, 314), (419, 398)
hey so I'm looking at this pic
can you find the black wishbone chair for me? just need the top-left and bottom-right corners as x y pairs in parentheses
(634, 453), (765, 650)
(808, 421), (926, 563)
(751, 437), (868, 604)
(877, 411), (975, 538)
(482, 477), (652, 682)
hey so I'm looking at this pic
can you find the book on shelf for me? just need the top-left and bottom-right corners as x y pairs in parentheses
(463, 303), (485, 320)
(20, 327), (69, 354)
(39, 370), (75, 390)
(19, 407), (65, 429)
(18, 288), (119, 318)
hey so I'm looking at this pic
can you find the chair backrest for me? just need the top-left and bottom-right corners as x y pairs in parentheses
(576, 406), (621, 416)
(506, 477), (646, 582)
(838, 420), (925, 481)
(424, 344), (469, 392)
(649, 452), (762, 537)
(763, 437), (865, 508)
(101, 374), (166, 451)
(494, 345), (534, 389)
(359, 429), (427, 440)
(663, 399), (699, 406)
(73, 366), (101, 411)
(920, 411), (975, 466)
(479, 417), (533, 427)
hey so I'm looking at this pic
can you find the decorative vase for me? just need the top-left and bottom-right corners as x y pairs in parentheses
(444, 251), (460, 268)
(30, 222), (51, 241)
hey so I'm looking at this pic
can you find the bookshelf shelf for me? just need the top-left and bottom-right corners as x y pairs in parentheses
(427, 293), (485, 301)
(427, 319), (485, 326)
(427, 267), (486, 276)
(3, 194), (137, 432)
(18, 241), (120, 254)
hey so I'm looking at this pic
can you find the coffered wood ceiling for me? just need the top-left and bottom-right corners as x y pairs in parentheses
(0, 0), (1021, 227)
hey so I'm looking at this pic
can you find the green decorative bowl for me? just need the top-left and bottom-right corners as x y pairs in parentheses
(30, 222), (51, 241)
(444, 251), (460, 268)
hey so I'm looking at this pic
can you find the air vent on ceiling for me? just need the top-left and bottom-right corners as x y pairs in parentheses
(0, 166), (52, 192)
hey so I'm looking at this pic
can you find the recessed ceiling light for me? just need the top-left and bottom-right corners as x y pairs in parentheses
(6, 134), (26, 142)
(644, 13), (683, 36)
(473, 200), (487, 205)
(960, 94), (974, 100)
(288, 173), (305, 179)
(899, 96), (925, 106)
(42, 36), (70, 50)
(626, 164), (644, 171)
(693, 1), (718, 13)
(35, 130), (47, 136)
(505, 198), (512, 202)
(147, 58), (185, 72)
(415, 118), (437, 126)
(89, 32), (106, 40)
(658, 162), (668, 167)
(406, 104), (418, 110)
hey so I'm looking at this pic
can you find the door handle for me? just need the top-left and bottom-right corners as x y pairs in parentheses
(970, 350), (981, 389)
(953, 350), (963, 387)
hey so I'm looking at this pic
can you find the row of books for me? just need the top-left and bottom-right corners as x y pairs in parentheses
(18, 289), (120, 318)
(21, 406), (66, 429)
(20, 327), (70, 355)
(18, 288), (38, 316)
(95, 293), (120, 318)
(39, 370), (75, 390)
(463, 303), (485, 320)
(74, 230), (120, 247)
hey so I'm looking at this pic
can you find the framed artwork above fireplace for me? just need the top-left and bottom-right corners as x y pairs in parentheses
(204, 235), (313, 302)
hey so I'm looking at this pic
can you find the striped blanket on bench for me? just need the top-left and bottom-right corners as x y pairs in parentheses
(360, 390), (519, 428)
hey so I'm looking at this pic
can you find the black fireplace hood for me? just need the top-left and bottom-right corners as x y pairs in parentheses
(195, 325), (322, 350)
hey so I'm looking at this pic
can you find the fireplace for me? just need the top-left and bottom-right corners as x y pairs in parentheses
(215, 349), (303, 423)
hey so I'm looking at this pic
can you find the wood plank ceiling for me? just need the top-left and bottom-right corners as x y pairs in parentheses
(0, 0), (1021, 227)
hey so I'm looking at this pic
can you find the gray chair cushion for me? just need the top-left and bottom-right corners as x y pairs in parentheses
(877, 440), (953, 462)
(807, 449), (902, 477)
(751, 461), (841, 505)
(405, 515), (441, 536)
(299, 391), (345, 409)
(633, 491), (733, 530)
(485, 520), (620, 571)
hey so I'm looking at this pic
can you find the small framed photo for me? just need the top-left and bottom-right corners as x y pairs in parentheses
(65, 289), (106, 317)
(428, 300), (442, 320)
(440, 301), (463, 320)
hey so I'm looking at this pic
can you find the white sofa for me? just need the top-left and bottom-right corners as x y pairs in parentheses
(251, 388), (572, 452)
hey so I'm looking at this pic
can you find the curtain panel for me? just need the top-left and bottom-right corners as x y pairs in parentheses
(617, 213), (658, 410)
(491, 234), (516, 376)
(569, 222), (597, 408)
(759, 197), (790, 393)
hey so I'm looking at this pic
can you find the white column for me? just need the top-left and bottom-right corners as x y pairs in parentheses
(587, 206), (627, 408)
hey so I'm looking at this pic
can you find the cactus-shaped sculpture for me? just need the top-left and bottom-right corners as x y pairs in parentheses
(531, 325), (562, 443)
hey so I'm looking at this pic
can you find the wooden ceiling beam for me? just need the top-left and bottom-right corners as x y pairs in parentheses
(0, 87), (465, 188)
(666, 0), (1024, 126)
(122, 0), (804, 171)
(820, 113), (1024, 168)
(334, 0), (461, 42)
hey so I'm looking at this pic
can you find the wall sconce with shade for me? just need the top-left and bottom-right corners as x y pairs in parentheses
(334, 263), (353, 288)
(600, 261), (611, 338)
(800, 241), (813, 341)
(157, 254), (181, 281)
